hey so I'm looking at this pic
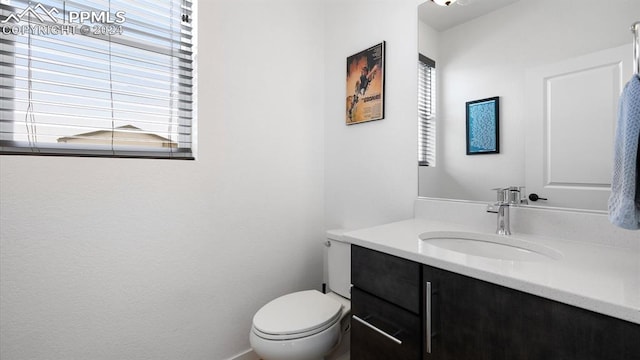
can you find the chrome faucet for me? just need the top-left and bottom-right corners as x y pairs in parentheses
(487, 188), (511, 235)
(487, 202), (511, 235)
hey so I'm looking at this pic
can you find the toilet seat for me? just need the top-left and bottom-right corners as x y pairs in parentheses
(252, 290), (343, 340)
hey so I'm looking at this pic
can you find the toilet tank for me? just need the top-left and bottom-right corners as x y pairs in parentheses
(326, 229), (351, 299)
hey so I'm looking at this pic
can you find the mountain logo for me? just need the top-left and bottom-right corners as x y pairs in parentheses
(2, 3), (59, 23)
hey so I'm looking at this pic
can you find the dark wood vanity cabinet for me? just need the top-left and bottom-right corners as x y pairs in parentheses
(351, 245), (422, 360)
(423, 265), (640, 360)
(351, 287), (422, 360)
(351, 245), (640, 360)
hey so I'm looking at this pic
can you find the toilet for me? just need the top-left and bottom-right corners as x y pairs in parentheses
(250, 230), (351, 360)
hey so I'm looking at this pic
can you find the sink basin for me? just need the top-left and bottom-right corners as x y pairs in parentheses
(419, 231), (563, 262)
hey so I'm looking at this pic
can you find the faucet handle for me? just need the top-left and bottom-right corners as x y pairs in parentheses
(518, 186), (528, 205)
(491, 187), (508, 203)
(507, 186), (522, 205)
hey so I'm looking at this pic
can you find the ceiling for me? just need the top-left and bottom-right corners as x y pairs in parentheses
(418, 0), (521, 31)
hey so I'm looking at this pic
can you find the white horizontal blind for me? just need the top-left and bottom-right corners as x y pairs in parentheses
(418, 54), (435, 166)
(0, 0), (194, 159)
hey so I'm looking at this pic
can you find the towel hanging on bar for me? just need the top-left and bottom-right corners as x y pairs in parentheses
(608, 74), (640, 230)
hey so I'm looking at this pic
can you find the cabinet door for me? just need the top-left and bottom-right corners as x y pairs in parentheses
(351, 287), (421, 360)
(352, 245), (421, 314)
(423, 265), (640, 360)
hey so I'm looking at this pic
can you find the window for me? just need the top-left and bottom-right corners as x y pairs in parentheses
(418, 54), (435, 166)
(0, 0), (194, 159)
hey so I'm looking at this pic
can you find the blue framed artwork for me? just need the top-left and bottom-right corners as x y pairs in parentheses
(466, 97), (499, 155)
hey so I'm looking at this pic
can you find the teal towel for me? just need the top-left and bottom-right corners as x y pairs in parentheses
(608, 75), (640, 230)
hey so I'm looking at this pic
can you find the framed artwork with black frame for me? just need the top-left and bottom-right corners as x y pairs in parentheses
(466, 96), (499, 155)
(345, 42), (385, 125)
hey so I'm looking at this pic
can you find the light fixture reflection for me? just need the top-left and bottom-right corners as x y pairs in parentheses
(431, 0), (457, 6)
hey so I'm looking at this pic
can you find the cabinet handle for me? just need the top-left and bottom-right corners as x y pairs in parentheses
(352, 314), (403, 345)
(426, 281), (432, 354)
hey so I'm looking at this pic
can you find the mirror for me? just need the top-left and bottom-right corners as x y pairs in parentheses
(417, 0), (639, 211)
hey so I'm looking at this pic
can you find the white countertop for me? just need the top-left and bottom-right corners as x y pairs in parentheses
(343, 218), (640, 324)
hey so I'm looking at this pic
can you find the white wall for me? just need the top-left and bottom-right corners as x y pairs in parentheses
(324, 0), (423, 231)
(418, 19), (439, 64)
(0, 1), (325, 359)
(418, 0), (640, 202)
(2, 0), (428, 358)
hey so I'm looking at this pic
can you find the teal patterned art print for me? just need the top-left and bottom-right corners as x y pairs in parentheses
(466, 97), (499, 155)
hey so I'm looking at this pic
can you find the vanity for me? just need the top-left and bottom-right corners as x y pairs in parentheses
(351, 2), (640, 358)
(346, 199), (640, 360)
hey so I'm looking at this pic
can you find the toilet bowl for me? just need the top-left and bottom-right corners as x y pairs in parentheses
(250, 231), (351, 360)
(250, 291), (350, 360)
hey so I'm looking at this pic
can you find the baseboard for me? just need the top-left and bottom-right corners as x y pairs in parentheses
(226, 346), (350, 360)
(224, 348), (259, 360)
(224, 348), (349, 360)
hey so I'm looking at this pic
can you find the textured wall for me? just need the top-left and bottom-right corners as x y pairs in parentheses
(0, 1), (325, 359)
